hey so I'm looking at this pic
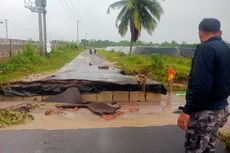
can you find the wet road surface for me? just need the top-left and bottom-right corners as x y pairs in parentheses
(49, 51), (137, 84)
(49, 51), (160, 85)
(0, 126), (228, 153)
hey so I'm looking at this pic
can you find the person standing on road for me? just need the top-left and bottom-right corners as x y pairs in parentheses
(177, 18), (230, 153)
(166, 65), (175, 94)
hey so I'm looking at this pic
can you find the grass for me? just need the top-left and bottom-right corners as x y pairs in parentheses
(0, 41), (82, 84)
(98, 50), (192, 90)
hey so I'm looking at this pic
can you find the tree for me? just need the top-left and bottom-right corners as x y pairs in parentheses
(107, 0), (163, 54)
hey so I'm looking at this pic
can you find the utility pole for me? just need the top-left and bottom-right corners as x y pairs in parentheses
(38, 11), (43, 55)
(76, 20), (81, 45)
(0, 19), (8, 39)
(5, 19), (8, 39)
(43, 10), (47, 56)
(25, 0), (47, 56)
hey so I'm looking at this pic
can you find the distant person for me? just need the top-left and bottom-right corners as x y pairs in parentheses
(94, 48), (97, 54)
(177, 18), (230, 153)
(89, 49), (93, 55)
(166, 65), (175, 94)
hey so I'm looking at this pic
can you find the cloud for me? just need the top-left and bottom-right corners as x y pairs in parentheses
(0, 0), (229, 43)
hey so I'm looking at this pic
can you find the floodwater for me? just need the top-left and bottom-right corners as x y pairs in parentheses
(105, 46), (195, 58)
(0, 94), (196, 129)
(0, 95), (229, 153)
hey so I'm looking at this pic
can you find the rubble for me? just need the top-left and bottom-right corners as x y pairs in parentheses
(0, 103), (39, 127)
(98, 65), (109, 70)
(101, 111), (125, 121)
(45, 102), (122, 120)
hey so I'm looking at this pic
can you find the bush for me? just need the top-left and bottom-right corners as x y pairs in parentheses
(151, 53), (164, 69)
(98, 50), (192, 84)
(1, 41), (44, 72)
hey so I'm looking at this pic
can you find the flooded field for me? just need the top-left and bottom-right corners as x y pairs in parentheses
(105, 46), (195, 58)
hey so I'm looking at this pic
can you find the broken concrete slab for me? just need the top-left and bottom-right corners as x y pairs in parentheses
(0, 51), (167, 98)
(54, 102), (120, 115)
(87, 103), (120, 115)
(44, 87), (81, 104)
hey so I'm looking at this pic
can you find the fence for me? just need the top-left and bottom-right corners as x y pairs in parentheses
(0, 38), (39, 59)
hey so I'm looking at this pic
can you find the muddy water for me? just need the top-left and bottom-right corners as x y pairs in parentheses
(1, 94), (229, 131)
(0, 94), (187, 130)
(105, 46), (195, 58)
(1, 95), (229, 152)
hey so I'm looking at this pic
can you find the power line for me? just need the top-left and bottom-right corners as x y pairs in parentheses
(69, 0), (78, 18)
(63, 0), (77, 19)
(58, 0), (76, 19)
(7, 20), (37, 31)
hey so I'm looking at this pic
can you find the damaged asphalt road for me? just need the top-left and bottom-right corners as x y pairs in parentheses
(0, 51), (167, 97)
(0, 126), (228, 153)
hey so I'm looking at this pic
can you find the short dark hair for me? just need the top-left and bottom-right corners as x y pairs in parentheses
(199, 18), (221, 32)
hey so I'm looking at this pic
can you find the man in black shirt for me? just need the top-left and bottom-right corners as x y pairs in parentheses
(178, 18), (230, 153)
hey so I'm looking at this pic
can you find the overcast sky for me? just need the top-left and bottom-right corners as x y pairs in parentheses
(0, 0), (229, 43)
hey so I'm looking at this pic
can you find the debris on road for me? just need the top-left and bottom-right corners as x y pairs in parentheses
(44, 102), (121, 120)
(87, 103), (120, 115)
(101, 111), (125, 121)
(98, 65), (109, 70)
(55, 102), (120, 115)
(0, 103), (39, 127)
(45, 108), (64, 116)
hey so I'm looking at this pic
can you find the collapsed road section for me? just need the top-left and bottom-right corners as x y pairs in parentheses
(0, 51), (167, 102)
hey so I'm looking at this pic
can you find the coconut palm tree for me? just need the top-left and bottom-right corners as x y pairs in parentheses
(107, 0), (163, 54)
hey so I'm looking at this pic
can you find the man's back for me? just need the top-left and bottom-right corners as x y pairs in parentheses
(185, 36), (230, 112)
(178, 18), (230, 153)
(208, 38), (230, 102)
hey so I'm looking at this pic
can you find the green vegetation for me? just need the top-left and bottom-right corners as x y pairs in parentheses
(0, 41), (82, 84)
(0, 109), (34, 127)
(219, 133), (230, 150)
(0, 103), (40, 128)
(80, 39), (197, 49)
(107, 0), (163, 54)
(98, 50), (192, 90)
